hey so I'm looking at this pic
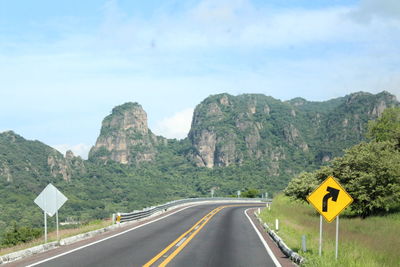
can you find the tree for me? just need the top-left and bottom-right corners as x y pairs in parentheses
(367, 107), (400, 145)
(241, 189), (260, 198)
(285, 140), (400, 217)
(284, 166), (334, 201)
(331, 141), (400, 217)
(284, 172), (318, 201)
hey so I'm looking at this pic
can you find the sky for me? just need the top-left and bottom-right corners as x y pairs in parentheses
(0, 0), (399, 159)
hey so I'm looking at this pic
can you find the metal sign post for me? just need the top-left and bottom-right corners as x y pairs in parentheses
(34, 183), (68, 243)
(336, 216), (339, 260)
(56, 191), (59, 241)
(44, 197), (47, 243)
(319, 215), (322, 256)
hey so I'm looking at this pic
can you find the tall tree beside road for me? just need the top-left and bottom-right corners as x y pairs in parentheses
(285, 108), (400, 217)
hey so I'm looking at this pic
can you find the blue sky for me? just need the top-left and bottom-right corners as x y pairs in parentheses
(0, 0), (399, 158)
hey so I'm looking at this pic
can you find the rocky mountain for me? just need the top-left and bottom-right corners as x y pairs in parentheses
(87, 91), (398, 179)
(89, 103), (166, 165)
(0, 131), (85, 182)
(188, 91), (398, 171)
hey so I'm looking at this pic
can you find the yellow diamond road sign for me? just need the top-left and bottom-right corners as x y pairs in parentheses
(307, 176), (353, 223)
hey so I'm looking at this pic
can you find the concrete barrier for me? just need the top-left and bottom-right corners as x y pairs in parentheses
(0, 241), (58, 264)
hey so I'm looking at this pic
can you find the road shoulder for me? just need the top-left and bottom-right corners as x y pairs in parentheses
(246, 208), (296, 267)
(4, 205), (193, 267)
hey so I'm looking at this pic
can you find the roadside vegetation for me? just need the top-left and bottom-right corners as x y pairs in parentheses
(284, 107), (400, 217)
(260, 108), (400, 266)
(260, 194), (400, 267)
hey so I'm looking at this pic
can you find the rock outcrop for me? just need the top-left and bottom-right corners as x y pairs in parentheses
(188, 91), (399, 171)
(89, 102), (162, 165)
(0, 163), (12, 182)
(87, 91), (398, 177)
(48, 150), (86, 181)
(0, 91), (398, 186)
(0, 131), (82, 182)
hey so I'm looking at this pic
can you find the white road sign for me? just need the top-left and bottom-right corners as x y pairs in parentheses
(34, 183), (68, 217)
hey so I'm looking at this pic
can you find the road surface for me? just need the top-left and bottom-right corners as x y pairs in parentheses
(11, 203), (281, 267)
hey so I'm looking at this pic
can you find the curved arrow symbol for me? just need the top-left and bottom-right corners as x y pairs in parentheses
(322, 186), (340, 212)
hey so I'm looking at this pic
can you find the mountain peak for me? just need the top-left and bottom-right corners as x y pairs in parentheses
(102, 102), (148, 134)
(89, 102), (160, 165)
(288, 97), (308, 106)
(111, 102), (142, 114)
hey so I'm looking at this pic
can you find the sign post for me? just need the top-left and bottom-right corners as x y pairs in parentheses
(319, 215), (322, 256)
(56, 191), (59, 241)
(34, 183), (68, 243)
(44, 198), (47, 243)
(336, 216), (339, 259)
(307, 176), (353, 259)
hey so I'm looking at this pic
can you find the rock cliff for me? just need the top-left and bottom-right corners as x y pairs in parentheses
(188, 93), (303, 169)
(48, 150), (86, 181)
(89, 102), (163, 164)
(188, 91), (398, 171)
(88, 91), (398, 177)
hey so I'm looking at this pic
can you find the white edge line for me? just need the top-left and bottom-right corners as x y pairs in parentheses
(26, 202), (264, 267)
(244, 208), (282, 267)
(26, 205), (195, 267)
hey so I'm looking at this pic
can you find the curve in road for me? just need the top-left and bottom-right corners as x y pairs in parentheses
(16, 203), (279, 267)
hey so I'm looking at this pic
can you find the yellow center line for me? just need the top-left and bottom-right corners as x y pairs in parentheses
(143, 207), (222, 267)
(143, 203), (263, 267)
(158, 206), (224, 267)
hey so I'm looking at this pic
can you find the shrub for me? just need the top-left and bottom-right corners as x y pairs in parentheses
(1, 222), (42, 246)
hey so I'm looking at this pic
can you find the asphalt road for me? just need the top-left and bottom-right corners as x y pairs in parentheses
(19, 203), (279, 267)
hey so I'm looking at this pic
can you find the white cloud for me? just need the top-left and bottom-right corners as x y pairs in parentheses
(349, 0), (400, 23)
(153, 108), (194, 139)
(85, 0), (400, 53)
(52, 143), (91, 159)
(1, 0), (400, 147)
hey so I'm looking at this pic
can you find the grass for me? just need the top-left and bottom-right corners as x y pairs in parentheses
(260, 194), (400, 267)
(0, 219), (112, 256)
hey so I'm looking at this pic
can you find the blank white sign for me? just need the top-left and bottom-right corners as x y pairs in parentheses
(34, 183), (68, 217)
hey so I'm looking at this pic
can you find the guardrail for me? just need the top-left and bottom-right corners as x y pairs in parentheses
(254, 212), (305, 265)
(114, 197), (269, 224)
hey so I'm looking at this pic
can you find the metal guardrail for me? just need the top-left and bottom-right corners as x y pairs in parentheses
(114, 197), (269, 224)
(254, 213), (305, 265)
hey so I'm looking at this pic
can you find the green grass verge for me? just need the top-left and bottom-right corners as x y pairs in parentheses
(260, 194), (400, 267)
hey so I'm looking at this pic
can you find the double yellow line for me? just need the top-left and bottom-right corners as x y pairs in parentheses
(143, 204), (261, 267)
(143, 206), (224, 267)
